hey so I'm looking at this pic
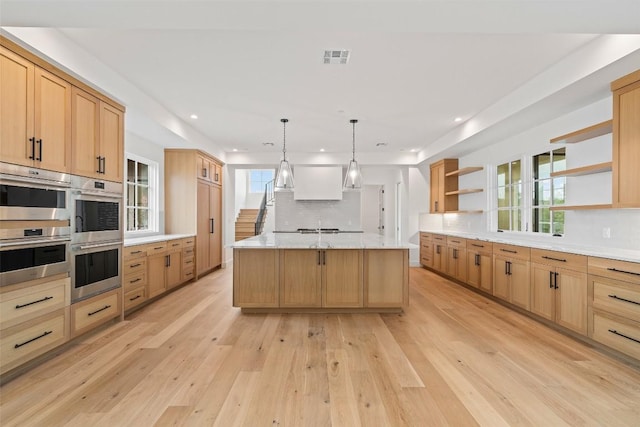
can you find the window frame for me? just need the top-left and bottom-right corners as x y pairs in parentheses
(248, 169), (275, 194)
(124, 153), (159, 235)
(532, 148), (566, 235)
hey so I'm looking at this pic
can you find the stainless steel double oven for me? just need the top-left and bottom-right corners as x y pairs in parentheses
(0, 162), (123, 303)
(70, 175), (123, 302)
(0, 162), (71, 287)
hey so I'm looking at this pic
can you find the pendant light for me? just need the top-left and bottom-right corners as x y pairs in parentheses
(275, 118), (294, 190)
(344, 119), (363, 190)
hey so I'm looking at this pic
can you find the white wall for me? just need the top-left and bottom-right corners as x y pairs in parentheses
(124, 132), (166, 235)
(417, 96), (640, 251)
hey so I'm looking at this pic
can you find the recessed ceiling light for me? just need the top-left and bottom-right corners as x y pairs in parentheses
(190, 114), (198, 119)
(376, 142), (388, 147)
(320, 148), (325, 152)
(232, 148), (238, 152)
(410, 148), (417, 152)
(454, 117), (462, 122)
(262, 142), (274, 146)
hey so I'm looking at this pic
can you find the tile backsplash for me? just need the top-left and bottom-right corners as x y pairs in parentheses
(275, 191), (361, 231)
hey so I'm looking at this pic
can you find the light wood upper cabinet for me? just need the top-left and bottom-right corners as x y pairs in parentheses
(612, 69), (640, 208)
(429, 159), (458, 213)
(1, 46), (71, 173)
(71, 87), (124, 182)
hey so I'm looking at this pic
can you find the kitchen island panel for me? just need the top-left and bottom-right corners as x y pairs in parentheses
(233, 249), (279, 308)
(364, 249), (409, 308)
(322, 249), (363, 308)
(279, 250), (322, 308)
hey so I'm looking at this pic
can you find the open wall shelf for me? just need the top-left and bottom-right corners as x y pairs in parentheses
(550, 162), (612, 177)
(445, 188), (483, 196)
(445, 166), (484, 177)
(549, 204), (613, 211)
(550, 120), (612, 144)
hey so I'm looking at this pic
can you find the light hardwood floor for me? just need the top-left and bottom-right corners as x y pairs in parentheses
(1, 267), (640, 426)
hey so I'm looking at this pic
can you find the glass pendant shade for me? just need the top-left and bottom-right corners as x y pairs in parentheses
(343, 118), (363, 190)
(275, 118), (294, 191)
(344, 159), (362, 190)
(275, 159), (294, 190)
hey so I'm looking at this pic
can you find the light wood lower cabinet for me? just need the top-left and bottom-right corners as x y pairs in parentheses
(432, 235), (447, 273)
(70, 289), (120, 338)
(493, 244), (531, 310)
(233, 248), (406, 310)
(466, 241), (493, 293)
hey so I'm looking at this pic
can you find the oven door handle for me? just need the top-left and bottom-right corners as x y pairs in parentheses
(72, 190), (122, 199)
(0, 237), (70, 248)
(77, 241), (123, 250)
(0, 174), (70, 190)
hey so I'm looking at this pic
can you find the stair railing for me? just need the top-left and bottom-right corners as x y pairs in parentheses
(254, 179), (274, 235)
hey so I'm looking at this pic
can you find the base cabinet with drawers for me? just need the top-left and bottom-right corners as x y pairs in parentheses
(588, 256), (640, 360)
(419, 232), (433, 268)
(0, 276), (71, 375)
(71, 288), (121, 338)
(123, 236), (197, 313)
(446, 236), (467, 282)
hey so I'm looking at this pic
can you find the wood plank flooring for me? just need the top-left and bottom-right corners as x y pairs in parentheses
(1, 267), (640, 426)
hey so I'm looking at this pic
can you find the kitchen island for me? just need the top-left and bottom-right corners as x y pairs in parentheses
(232, 232), (409, 312)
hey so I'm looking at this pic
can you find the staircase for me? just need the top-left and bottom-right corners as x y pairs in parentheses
(235, 209), (260, 241)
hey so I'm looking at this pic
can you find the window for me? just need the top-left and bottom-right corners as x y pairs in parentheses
(249, 169), (275, 194)
(126, 156), (158, 232)
(497, 160), (522, 231)
(532, 148), (566, 234)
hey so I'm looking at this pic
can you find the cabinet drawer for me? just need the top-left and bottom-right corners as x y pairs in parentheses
(0, 277), (70, 330)
(146, 242), (168, 256)
(124, 257), (147, 276)
(466, 240), (493, 255)
(1, 309), (67, 374)
(124, 271), (147, 292)
(182, 246), (195, 258)
(167, 239), (183, 251)
(493, 243), (530, 261)
(123, 245), (147, 260)
(181, 237), (195, 248)
(592, 311), (640, 360)
(531, 248), (587, 272)
(124, 287), (146, 311)
(432, 234), (447, 243)
(588, 257), (640, 284)
(420, 232), (433, 243)
(183, 255), (195, 269)
(593, 277), (640, 322)
(71, 290), (120, 337)
(446, 236), (466, 248)
(182, 267), (195, 282)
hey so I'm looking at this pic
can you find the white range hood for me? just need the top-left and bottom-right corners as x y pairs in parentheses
(293, 166), (343, 200)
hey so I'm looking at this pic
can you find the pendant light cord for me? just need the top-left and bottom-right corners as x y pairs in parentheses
(281, 118), (288, 160)
(351, 119), (358, 162)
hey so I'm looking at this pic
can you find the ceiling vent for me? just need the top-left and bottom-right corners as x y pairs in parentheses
(323, 50), (350, 65)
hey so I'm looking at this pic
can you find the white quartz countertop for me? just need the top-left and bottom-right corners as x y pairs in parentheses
(420, 230), (640, 263)
(232, 232), (411, 249)
(124, 234), (194, 247)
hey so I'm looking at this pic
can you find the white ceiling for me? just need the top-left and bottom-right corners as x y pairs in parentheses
(2, 1), (640, 164)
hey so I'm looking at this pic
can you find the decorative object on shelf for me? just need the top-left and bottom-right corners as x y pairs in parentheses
(275, 118), (294, 191)
(344, 119), (363, 190)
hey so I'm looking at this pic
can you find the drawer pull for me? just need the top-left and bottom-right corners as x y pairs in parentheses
(130, 263), (142, 268)
(608, 294), (640, 306)
(130, 250), (142, 254)
(471, 243), (484, 248)
(185, 260), (193, 264)
(87, 305), (111, 316)
(607, 267), (640, 277)
(129, 278), (142, 284)
(15, 295), (54, 309)
(608, 329), (640, 345)
(186, 272), (193, 276)
(154, 246), (164, 250)
(129, 295), (141, 301)
(15, 330), (53, 348)
(172, 243), (180, 247)
(500, 248), (517, 254)
(451, 240), (460, 244)
(542, 255), (566, 262)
